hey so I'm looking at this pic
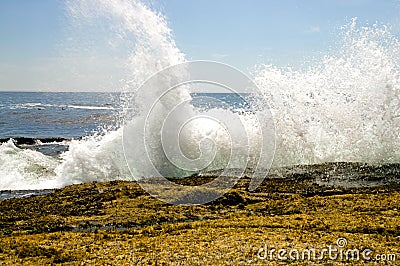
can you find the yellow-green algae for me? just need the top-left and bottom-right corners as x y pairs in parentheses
(0, 164), (399, 265)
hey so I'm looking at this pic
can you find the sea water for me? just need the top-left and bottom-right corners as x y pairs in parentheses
(0, 0), (399, 191)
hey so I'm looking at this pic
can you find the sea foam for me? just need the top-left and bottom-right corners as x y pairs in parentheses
(1, 3), (399, 190)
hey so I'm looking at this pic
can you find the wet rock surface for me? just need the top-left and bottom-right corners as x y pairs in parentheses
(0, 163), (399, 265)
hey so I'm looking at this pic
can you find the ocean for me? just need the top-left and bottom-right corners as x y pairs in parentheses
(0, 92), (250, 140)
(0, 91), (257, 192)
(0, 1), (399, 263)
(1, 0), (400, 195)
(0, 92), (121, 140)
(1, 90), (399, 196)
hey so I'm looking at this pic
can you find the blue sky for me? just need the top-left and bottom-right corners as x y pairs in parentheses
(162, 0), (400, 67)
(0, 0), (399, 91)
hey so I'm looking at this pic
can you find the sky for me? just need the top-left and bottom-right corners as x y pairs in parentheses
(0, 0), (399, 91)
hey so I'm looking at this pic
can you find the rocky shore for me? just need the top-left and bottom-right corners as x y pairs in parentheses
(0, 163), (399, 265)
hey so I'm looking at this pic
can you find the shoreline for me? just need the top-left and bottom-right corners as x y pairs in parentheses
(0, 167), (399, 265)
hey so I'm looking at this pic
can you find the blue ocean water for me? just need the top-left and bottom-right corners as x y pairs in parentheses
(1, 91), (399, 194)
(0, 91), (257, 192)
(0, 92), (250, 140)
(0, 92), (122, 139)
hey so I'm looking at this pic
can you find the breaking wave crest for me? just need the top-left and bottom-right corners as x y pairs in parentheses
(1, 3), (399, 191)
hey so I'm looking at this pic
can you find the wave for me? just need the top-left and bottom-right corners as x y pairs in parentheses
(9, 103), (116, 110)
(254, 19), (400, 167)
(0, 140), (59, 190)
(1, 3), (400, 191)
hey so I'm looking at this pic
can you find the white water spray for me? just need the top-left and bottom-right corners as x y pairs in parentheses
(254, 18), (400, 166)
(0, 4), (399, 191)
